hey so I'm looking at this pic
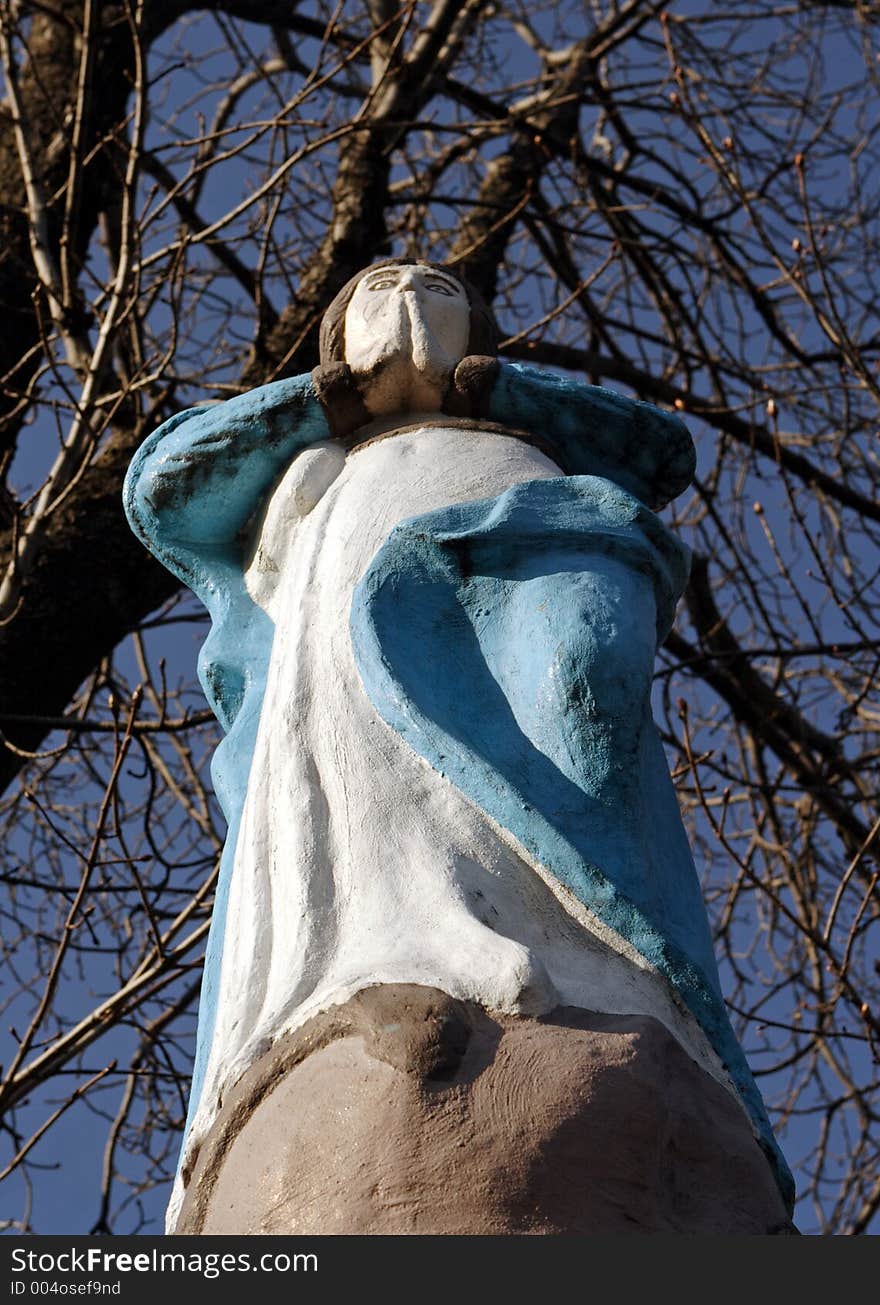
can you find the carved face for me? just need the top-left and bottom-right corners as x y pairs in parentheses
(343, 263), (471, 382)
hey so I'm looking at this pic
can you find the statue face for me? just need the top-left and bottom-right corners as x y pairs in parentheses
(343, 264), (470, 381)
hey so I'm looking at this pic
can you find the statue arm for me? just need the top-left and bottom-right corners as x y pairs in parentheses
(487, 361), (695, 509)
(123, 374), (331, 575)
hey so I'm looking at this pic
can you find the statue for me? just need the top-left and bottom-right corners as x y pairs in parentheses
(124, 261), (796, 1234)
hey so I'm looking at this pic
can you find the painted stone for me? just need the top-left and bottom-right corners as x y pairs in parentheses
(175, 987), (796, 1236)
(123, 261), (794, 1233)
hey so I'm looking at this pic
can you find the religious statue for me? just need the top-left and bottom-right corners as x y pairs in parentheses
(124, 261), (796, 1234)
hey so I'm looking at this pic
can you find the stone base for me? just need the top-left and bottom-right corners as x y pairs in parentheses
(175, 985), (795, 1235)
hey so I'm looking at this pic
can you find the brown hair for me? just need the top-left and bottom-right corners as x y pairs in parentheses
(318, 259), (498, 365)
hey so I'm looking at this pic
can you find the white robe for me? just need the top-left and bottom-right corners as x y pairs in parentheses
(167, 421), (737, 1229)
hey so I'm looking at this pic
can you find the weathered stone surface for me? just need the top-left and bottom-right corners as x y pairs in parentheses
(126, 259), (793, 1227)
(175, 985), (795, 1236)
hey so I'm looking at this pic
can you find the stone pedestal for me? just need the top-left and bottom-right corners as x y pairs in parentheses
(175, 984), (795, 1236)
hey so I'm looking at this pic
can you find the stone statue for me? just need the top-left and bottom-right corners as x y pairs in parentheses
(124, 260), (796, 1234)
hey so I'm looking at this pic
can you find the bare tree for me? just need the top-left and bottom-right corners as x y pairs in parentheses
(0, 0), (876, 1234)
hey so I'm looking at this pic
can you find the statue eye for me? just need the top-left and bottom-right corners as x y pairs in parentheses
(425, 281), (455, 296)
(367, 276), (398, 291)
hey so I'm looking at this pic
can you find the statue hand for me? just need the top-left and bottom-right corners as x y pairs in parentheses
(311, 361), (370, 438)
(445, 355), (499, 419)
